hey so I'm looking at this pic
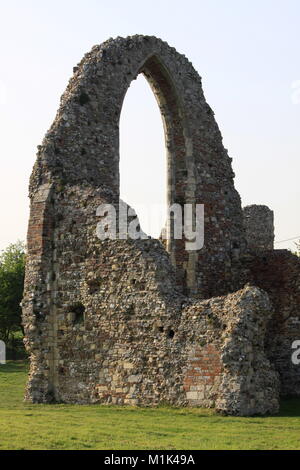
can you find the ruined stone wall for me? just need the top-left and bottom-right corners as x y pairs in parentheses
(23, 192), (280, 415)
(28, 35), (247, 299)
(243, 205), (274, 251)
(23, 35), (286, 416)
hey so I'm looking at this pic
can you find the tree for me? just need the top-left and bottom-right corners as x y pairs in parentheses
(0, 241), (25, 347)
(295, 240), (300, 257)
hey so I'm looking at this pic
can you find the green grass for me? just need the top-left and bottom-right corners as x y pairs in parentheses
(0, 361), (300, 450)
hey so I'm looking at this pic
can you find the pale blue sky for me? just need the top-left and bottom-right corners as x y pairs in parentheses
(0, 0), (299, 250)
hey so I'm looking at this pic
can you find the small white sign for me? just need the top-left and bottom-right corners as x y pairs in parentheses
(0, 340), (6, 364)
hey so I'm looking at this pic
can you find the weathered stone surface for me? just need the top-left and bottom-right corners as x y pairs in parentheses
(181, 285), (279, 415)
(22, 35), (300, 416)
(243, 205), (274, 251)
(27, 34), (247, 299)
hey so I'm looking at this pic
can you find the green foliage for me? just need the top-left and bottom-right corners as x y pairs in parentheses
(1, 361), (300, 450)
(0, 241), (25, 350)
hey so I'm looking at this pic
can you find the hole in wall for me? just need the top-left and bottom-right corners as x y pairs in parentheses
(79, 91), (90, 106)
(125, 304), (135, 315)
(168, 329), (175, 339)
(69, 302), (85, 325)
(87, 279), (100, 295)
(59, 366), (66, 375)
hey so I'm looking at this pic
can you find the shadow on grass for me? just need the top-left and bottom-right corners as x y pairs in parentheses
(277, 398), (300, 417)
(0, 360), (29, 373)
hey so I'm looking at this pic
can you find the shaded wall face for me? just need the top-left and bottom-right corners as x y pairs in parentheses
(241, 206), (300, 397)
(247, 250), (300, 396)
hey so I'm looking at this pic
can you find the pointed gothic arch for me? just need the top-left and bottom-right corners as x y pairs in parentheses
(28, 36), (245, 295)
(23, 36), (248, 406)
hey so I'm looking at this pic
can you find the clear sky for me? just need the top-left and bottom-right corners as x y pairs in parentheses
(0, 0), (299, 251)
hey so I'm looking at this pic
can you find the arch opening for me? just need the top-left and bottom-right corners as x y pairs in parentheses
(119, 73), (167, 239)
(119, 54), (193, 291)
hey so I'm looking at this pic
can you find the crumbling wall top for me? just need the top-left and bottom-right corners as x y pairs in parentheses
(243, 204), (274, 251)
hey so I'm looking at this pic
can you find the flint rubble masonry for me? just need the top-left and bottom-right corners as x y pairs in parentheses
(22, 35), (300, 415)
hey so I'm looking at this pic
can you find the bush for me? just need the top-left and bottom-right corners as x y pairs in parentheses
(0, 241), (26, 358)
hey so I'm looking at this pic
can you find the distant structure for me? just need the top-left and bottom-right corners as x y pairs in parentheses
(22, 36), (300, 416)
(243, 205), (274, 251)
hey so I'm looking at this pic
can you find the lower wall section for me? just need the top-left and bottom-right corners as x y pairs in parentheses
(183, 344), (222, 407)
(180, 285), (280, 415)
(22, 183), (287, 416)
(24, 248), (281, 416)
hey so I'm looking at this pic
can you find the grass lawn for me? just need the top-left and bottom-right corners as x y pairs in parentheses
(0, 361), (300, 450)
